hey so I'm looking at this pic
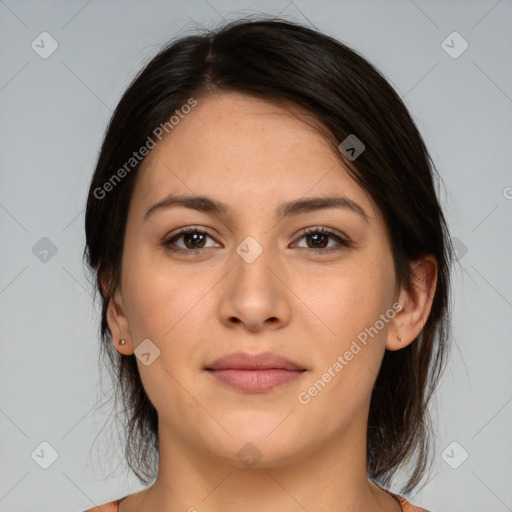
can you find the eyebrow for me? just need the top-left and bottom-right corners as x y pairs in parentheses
(143, 194), (370, 223)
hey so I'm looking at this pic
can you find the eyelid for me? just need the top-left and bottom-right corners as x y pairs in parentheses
(165, 225), (216, 239)
(295, 225), (349, 242)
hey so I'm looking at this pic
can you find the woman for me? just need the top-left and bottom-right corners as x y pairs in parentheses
(83, 16), (453, 512)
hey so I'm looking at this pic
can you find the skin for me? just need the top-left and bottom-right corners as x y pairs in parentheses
(105, 92), (437, 512)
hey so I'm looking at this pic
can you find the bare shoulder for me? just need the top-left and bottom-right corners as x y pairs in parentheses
(395, 494), (431, 512)
(82, 498), (122, 512)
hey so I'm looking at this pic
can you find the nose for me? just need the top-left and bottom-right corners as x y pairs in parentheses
(217, 240), (292, 333)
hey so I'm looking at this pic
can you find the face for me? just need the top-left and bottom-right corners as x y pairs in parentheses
(109, 92), (401, 467)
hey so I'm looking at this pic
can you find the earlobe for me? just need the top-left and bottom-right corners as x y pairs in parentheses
(386, 255), (438, 352)
(105, 290), (134, 355)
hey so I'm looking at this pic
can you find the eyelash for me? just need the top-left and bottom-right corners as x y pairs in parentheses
(162, 226), (351, 256)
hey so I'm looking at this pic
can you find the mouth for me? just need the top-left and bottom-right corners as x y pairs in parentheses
(204, 351), (307, 393)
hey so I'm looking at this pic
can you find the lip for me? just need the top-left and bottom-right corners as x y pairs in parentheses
(205, 351), (305, 371)
(204, 351), (307, 393)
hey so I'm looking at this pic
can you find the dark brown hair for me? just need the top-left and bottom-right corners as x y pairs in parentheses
(84, 16), (454, 495)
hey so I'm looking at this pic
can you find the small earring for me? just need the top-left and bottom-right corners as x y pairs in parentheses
(397, 335), (402, 343)
(119, 339), (126, 346)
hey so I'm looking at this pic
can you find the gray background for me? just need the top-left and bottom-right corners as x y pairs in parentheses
(1, 0), (511, 511)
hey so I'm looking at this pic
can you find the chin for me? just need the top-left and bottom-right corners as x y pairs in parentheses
(201, 423), (306, 469)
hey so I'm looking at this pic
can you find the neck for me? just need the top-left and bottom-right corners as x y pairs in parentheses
(128, 414), (401, 512)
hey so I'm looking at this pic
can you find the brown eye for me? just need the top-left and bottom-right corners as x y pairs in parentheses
(293, 227), (351, 254)
(162, 227), (219, 255)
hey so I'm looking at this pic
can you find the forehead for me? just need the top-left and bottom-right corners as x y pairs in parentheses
(131, 92), (379, 223)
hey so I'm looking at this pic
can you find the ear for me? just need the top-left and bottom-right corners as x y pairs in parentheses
(100, 274), (134, 355)
(386, 255), (438, 351)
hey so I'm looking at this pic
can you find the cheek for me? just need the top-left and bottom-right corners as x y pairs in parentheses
(123, 244), (202, 338)
(299, 257), (390, 341)
(122, 260), (215, 423)
(297, 252), (394, 393)
(296, 275), (391, 427)
(123, 251), (221, 380)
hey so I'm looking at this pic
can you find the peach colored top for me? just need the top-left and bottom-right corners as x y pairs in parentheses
(83, 489), (430, 511)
